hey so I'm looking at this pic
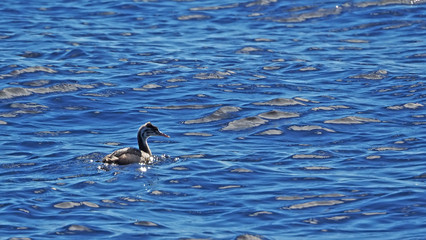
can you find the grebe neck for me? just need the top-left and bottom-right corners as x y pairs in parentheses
(137, 133), (152, 156)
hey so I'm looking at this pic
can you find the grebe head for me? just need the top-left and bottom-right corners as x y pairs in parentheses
(138, 122), (170, 139)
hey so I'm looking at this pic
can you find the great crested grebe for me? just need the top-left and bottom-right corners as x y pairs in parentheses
(103, 122), (169, 165)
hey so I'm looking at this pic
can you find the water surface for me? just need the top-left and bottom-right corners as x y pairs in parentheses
(1, 0), (425, 239)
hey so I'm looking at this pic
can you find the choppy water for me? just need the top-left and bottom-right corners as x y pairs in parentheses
(1, 0), (425, 239)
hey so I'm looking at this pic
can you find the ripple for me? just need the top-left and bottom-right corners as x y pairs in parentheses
(292, 154), (331, 159)
(0, 66), (57, 79)
(193, 70), (234, 79)
(81, 201), (100, 208)
(53, 201), (100, 209)
(150, 190), (163, 196)
(218, 185), (242, 190)
(133, 83), (163, 91)
(257, 110), (299, 119)
(303, 166), (332, 170)
(326, 215), (350, 221)
(172, 166), (189, 171)
(256, 129), (283, 135)
(413, 173), (426, 179)
(230, 168), (254, 173)
(0, 83), (95, 100)
(1, 162), (36, 169)
(222, 116), (268, 131)
(53, 201), (81, 209)
(236, 234), (265, 240)
(254, 38), (275, 42)
(67, 224), (93, 232)
(366, 155), (381, 160)
(180, 154), (205, 158)
(177, 14), (210, 21)
(142, 83), (162, 89)
(311, 105), (350, 111)
(299, 66), (318, 71)
(370, 147), (407, 151)
(184, 106), (241, 124)
(342, 39), (369, 43)
(134, 221), (161, 227)
(289, 125), (335, 133)
(253, 98), (306, 106)
(354, 0), (424, 7)
(10, 102), (48, 109)
(184, 132), (212, 137)
(324, 116), (381, 124)
(362, 212), (387, 216)
(137, 70), (168, 76)
(285, 200), (345, 210)
(119, 197), (147, 203)
(0, 87), (32, 99)
(274, 6), (343, 23)
(190, 3), (239, 11)
(386, 102), (424, 110)
(348, 69), (388, 80)
(236, 47), (265, 54)
(1, 102), (49, 117)
(248, 211), (273, 217)
(246, 0), (279, 7)
(19, 51), (43, 58)
(262, 66), (282, 71)
(53, 224), (106, 236)
(167, 78), (187, 83)
(144, 104), (220, 110)
(60, 49), (88, 59)
(34, 131), (71, 136)
(14, 79), (50, 87)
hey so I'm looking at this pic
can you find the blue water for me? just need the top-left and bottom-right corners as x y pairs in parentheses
(1, 0), (425, 239)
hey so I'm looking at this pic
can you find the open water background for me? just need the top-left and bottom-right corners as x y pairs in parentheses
(1, 0), (425, 239)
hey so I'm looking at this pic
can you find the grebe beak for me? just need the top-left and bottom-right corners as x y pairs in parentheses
(159, 131), (170, 138)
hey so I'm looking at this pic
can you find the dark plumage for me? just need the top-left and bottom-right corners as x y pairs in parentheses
(103, 122), (169, 165)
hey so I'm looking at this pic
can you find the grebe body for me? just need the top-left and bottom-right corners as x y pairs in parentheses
(103, 122), (169, 165)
